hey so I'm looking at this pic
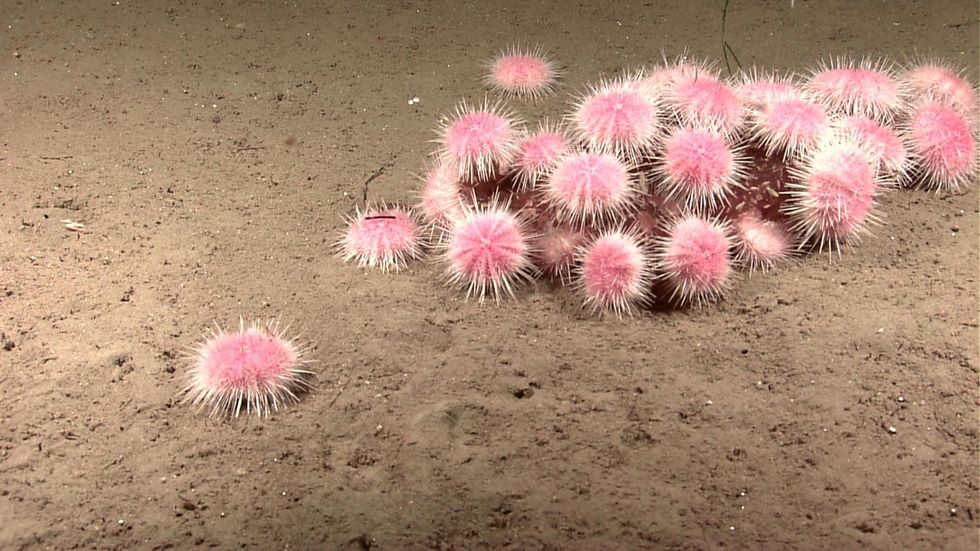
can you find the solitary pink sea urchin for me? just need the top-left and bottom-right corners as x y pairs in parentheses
(654, 126), (745, 211)
(570, 75), (662, 163)
(655, 215), (733, 306)
(444, 199), (537, 302)
(543, 151), (638, 227)
(339, 203), (424, 272)
(785, 137), (883, 253)
(577, 228), (653, 317)
(485, 46), (559, 99)
(182, 319), (313, 418)
(437, 99), (520, 182)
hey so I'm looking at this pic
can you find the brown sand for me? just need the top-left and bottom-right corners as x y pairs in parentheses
(1, 1), (978, 549)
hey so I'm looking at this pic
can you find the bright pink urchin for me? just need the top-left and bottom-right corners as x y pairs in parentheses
(836, 115), (909, 179)
(438, 100), (520, 182)
(419, 163), (464, 226)
(655, 126), (745, 211)
(733, 210), (793, 272)
(577, 228), (653, 317)
(668, 73), (745, 138)
(785, 138), (883, 252)
(656, 215), (733, 306)
(339, 204), (424, 272)
(512, 124), (571, 191)
(543, 151), (638, 227)
(903, 101), (977, 192)
(570, 76), (661, 163)
(806, 58), (905, 122)
(901, 62), (978, 121)
(749, 96), (830, 159)
(183, 319), (313, 418)
(486, 46), (558, 99)
(444, 201), (536, 302)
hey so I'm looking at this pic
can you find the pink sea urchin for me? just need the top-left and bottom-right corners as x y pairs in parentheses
(806, 57), (905, 122)
(900, 61), (978, 121)
(836, 115), (909, 180)
(668, 73), (745, 138)
(485, 46), (559, 99)
(512, 123), (571, 191)
(656, 215), (733, 306)
(732, 210), (793, 272)
(419, 163), (464, 227)
(570, 76), (662, 163)
(655, 126), (745, 211)
(438, 99), (520, 182)
(577, 228), (653, 317)
(748, 96), (830, 160)
(532, 222), (585, 284)
(444, 199), (537, 302)
(183, 319), (313, 418)
(339, 203), (424, 272)
(903, 101), (977, 192)
(543, 151), (638, 227)
(785, 138), (883, 252)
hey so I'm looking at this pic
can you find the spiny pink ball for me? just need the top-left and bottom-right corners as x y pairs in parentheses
(339, 204), (423, 272)
(657, 216), (732, 306)
(735, 69), (802, 108)
(571, 77), (661, 162)
(669, 74), (745, 137)
(439, 101), (519, 182)
(544, 151), (637, 227)
(532, 223), (585, 283)
(419, 164), (464, 226)
(444, 202), (536, 302)
(656, 126), (743, 211)
(749, 97), (830, 159)
(578, 229), (652, 317)
(786, 139), (881, 252)
(807, 59), (904, 121)
(901, 62), (978, 121)
(733, 211), (793, 272)
(486, 47), (558, 99)
(183, 320), (313, 418)
(904, 101), (977, 192)
(513, 125), (570, 190)
(837, 115), (909, 179)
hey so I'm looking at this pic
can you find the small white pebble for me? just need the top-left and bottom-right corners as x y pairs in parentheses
(888, 426), (897, 434)
(118, 519), (124, 525)
(897, 396), (905, 402)
(281, 491), (286, 496)
(706, 400), (713, 405)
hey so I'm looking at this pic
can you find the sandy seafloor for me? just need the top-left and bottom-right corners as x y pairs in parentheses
(1, 0), (978, 549)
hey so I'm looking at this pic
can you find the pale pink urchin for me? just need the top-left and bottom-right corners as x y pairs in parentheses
(444, 200), (536, 302)
(485, 46), (559, 99)
(512, 123), (571, 191)
(785, 138), (883, 253)
(903, 101), (977, 192)
(419, 163), (464, 226)
(668, 73), (745, 138)
(732, 210), (793, 272)
(182, 319), (313, 418)
(437, 100), (520, 182)
(577, 228), (653, 317)
(836, 115), (910, 180)
(654, 126), (745, 211)
(655, 215), (733, 306)
(806, 57), (905, 122)
(543, 151), (638, 227)
(734, 68), (803, 108)
(748, 96), (830, 160)
(339, 204), (424, 272)
(531, 222), (585, 284)
(570, 76), (662, 163)
(900, 61), (978, 121)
